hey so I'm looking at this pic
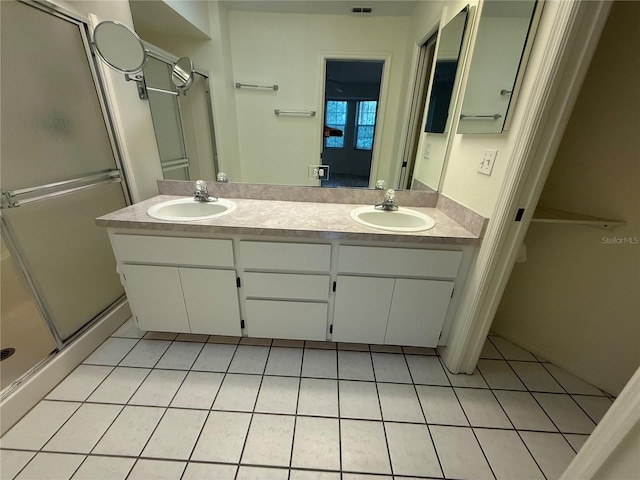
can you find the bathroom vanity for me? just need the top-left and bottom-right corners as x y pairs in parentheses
(97, 193), (483, 348)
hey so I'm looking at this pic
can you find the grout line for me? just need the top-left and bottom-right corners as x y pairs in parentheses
(369, 350), (396, 477)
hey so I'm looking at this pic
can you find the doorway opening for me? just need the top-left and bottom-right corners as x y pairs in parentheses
(321, 60), (384, 188)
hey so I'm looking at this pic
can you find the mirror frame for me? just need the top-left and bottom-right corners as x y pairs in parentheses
(172, 56), (194, 92)
(93, 20), (148, 74)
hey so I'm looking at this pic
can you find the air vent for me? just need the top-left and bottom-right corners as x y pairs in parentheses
(352, 6), (373, 14)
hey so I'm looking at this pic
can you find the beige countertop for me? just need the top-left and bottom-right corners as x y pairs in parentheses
(96, 195), (481, 245)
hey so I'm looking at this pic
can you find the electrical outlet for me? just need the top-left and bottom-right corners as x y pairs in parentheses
(423, 142), (431, 159)
(478, 149), (497, 176)
(308, 164), (330, 180)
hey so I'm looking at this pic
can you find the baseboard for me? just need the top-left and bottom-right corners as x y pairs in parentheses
(0, 301), (131, 436)
(495, 330), (627, 396)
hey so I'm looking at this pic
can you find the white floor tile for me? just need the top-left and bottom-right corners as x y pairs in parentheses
(15, 453), (85, 480)
(83, 338), (138, 366)
(71, 456), (135, 480)
(339, 380), (382, 420)
(385, 422), (441, 477)
(290, 470), (341, 480)
(338, 350), (374, 381)
(371, 353), (412, 383)
(430, 425), (493, 480)
(241, 414), (295, 467)
(405, 355), (449, 386)
(477, 359), (526, 390)
(236, 466), (288, 480)
(155, 341), (204, 370)
(1, 400), (80, 450)
(494, 390), (557, 432)
(255, 375), (300, 414)
(509, 361), (564, 393)
(564, 433), (590, 453)
(170, 371), (224, 409)
(46, 365), (113, 401)
(119, 340), (171, 368)
(191, 343), (236, 372)
(340, 419), (391, 474)
(44, 403), (122, 454)
(533, 393), (596, 434)
(182, 463), (237, 480)
(302, 349), (338, 379)
(490, 337), (537, 361)
(520, 431), (576, 480)
(475, 428), (545, 480)
(543, 364), (604, 395)
(128, 369), (187, 407)
(0, 450), (35, 480)
(127, 459), (186, 480)
(571, 395), (613, 423)
(111, 318), (145, 339)
(445, 368), (488, 388)
(455, 388), (512, 428)
(191, 411), (251, 463)
(87, 367), (150, 404)
(377, 383), (424, 423)
(297, 378), (339, 417)
(212, 374), (262, 411)
(93, 405), (164, 456)
(142, 408), (207, 460)
(480, 339), (502, 359)
(415, 385), (469, 426)
(265, 346), (303, 376)
(291, 416), (340, 471)
(228, 345), (270, 374)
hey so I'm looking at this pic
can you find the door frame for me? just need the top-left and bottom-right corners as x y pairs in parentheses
(318, 52), (392, 188)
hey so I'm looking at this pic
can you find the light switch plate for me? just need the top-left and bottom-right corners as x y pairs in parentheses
(423, 142), (431, 159)
(478, 149), (497, 176)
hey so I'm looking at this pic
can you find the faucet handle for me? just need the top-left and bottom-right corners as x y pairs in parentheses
(195, 180), (207, 192)
(384, 189), (396, 203)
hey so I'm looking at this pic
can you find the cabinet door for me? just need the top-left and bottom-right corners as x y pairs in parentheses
(179, 268), (241, 336)
(245, 300), (328, 341)
(332, 276), (394, 344)
(385, 278), (454, 347)
(122, 264), (190, 333)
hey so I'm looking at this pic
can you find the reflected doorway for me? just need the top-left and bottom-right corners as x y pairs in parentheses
(321, 60), (384, 188)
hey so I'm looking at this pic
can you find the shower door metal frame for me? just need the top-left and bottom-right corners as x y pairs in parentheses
(1, 0), (133, 350)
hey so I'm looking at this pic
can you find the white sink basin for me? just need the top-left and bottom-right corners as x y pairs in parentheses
(350, 205), (435, 232)
(147, 198), (237, 221)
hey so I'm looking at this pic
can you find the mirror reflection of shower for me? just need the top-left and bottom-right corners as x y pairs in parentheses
(322, 60), (384, 188)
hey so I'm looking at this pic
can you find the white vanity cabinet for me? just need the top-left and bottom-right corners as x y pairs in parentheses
(332, 246), (462, 347)
(239, 241), (331, 341)
(111, 234), (242, 336)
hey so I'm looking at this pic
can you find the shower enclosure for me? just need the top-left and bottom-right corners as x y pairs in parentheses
(0, 1), (130, 391)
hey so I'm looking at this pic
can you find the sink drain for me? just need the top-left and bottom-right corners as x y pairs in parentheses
(1, 348), (16, 361)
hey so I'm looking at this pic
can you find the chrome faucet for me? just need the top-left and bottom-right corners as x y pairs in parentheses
(194, 180), (218, 202)
(375, 189), (398, 211)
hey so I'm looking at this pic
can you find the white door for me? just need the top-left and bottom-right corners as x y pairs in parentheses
(122, 264), (190, 333)
(332, 275), (394, 344)
(179, 268), (241, 336)
(385, 278), (454, 347)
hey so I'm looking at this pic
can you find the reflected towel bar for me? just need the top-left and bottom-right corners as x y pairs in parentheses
(460, 114), (502, 120)
(274, 109), (316, 117)
(235, 82), (278, 91)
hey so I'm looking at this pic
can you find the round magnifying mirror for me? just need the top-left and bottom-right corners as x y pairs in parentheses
(93, 20), (147, 74)
(172, 57), (194, 91)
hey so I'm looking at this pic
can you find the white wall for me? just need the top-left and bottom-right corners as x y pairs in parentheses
(63, 0), (163, 202)
(492, 1), (640, 395)
(228, 10), (410, 186)
(163, 0), (211, 37)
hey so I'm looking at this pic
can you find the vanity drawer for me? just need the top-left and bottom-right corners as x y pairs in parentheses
(240, 241), (331, 272)
(245, 300), (328, 341)
(338, 246), (462, 278)
(243, 273), (330, 300)
(112, 234), (234, 267)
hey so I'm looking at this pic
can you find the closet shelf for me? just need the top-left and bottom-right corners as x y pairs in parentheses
(532, 207), (625, 229)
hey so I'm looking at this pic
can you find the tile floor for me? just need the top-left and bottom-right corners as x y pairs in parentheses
(0, 319), (615, 480)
